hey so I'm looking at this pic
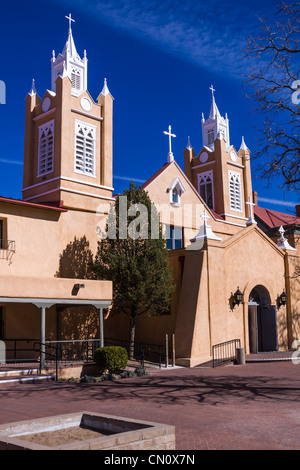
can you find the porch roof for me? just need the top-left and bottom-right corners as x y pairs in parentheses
(0, 276), (113, 309)
(0, 297), (111, 309)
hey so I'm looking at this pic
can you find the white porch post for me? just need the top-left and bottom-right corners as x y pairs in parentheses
(99, 308), (104, 348)
(40, 306), (46, 369)
(33, 302), (54, 370)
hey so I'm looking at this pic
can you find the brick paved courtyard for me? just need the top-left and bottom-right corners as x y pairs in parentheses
(0, 361), (299, 450)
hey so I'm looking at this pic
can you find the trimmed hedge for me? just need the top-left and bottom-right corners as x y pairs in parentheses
(94, 346), (128, 373)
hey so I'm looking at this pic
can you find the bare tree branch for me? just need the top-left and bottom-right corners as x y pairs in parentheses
(243, 1), (300, 192)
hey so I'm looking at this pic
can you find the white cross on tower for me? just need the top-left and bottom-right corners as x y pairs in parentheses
(164, 125), (176, 163)
(209, 84), (215, 98)
(246, 196), (257, 225)
(65, 13), (75, 33)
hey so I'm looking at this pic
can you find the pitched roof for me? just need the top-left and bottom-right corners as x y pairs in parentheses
(141, 162), (173, 190)
(0, 196), (67, 212)
(141, 160), (225, 223)
(254, 205), (300, 229)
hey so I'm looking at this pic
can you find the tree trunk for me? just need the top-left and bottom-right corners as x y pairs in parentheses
(129, 314), (136, 360)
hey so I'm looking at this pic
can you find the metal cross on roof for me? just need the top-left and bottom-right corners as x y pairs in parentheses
(164, 125), (176, 162)
(65, 13), (75, 33)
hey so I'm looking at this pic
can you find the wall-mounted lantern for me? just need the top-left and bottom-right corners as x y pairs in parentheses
(278, 290), (288, 307)
(72, 283), (85, 295)
(232, 287), (243, 308)
(74, 284), (85, 289)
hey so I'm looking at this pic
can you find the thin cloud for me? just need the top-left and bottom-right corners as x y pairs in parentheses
(258, 197), (298, 208)
(57, 0), (270, 77)
(0, 158), (23, 166)
(114, 175), (146, 183)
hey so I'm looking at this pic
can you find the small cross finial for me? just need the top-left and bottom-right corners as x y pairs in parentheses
(65, 13), (75, 33)
(201, 210), (210, 224)
(246, 196), (257, 225)
(164, 125), (176, 162)
(278, 226), (285, 237)
(209, 84), (215, 97)
(186, 136), (192, 150)
(29, 79), (37, 96)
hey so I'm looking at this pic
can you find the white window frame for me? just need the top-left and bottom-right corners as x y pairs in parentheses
(207, 128), (215, 146)
(165, 225), (184, 250)
(197, 170), (214, 210)
(229, 170), (242, 212)
(168, 177), (186, 207)
(71, 66), (82, 93)
(74, 120), (96, 178)
(38, 119), (55, 177)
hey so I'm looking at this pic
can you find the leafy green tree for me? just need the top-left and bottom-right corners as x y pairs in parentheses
(91, 181), (175, 358)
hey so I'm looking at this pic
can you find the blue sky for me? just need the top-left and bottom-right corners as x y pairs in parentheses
(0, 0), (298, 212)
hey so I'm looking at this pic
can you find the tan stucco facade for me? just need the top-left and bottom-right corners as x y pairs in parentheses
(103, 155), (300, 366)
(1, 22), (300, 369)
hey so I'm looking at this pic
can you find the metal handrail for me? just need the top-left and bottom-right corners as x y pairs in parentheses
(34, 342), (59, 381)
(4, 338), (43, 363)
(212, 339), (241, 368)
(3, 337), (165, 370)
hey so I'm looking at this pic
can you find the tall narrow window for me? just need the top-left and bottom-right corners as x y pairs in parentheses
(38, 120), (54, 176)
(75, 120), (96, 177)
(229, 171), (242, 211)
(198, 171), (214, 210)
(71, 67), (82, 92)
(207, 128), (215, 146)
(172, 187), (179, 204)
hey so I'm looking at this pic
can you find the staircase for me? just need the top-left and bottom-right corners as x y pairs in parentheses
(0, 366), (55, 385)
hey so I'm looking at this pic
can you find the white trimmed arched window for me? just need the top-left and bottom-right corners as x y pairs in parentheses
(198, 170), (214, 210)
(71, 67), (82, 93)
(38, 120), (54, 176)
(207, 128), (215, 146)
(229, 170), (242, 211)
(74, 120), (96, 177)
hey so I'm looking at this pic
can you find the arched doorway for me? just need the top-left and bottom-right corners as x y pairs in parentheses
(248, 285), (278, 353)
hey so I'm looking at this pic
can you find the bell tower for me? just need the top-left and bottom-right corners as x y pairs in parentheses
(51, 14), (88, 96)
(22, 15), (114, 212)
(201, 85), (230, 151)
(184, 87), (253, 225)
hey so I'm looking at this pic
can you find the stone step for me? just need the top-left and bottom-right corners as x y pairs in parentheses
(0, 368), (39, 378)
(0, 374), (55, 385)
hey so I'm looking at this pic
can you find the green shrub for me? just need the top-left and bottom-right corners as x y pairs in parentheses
(94, 346), (128, 373)
(134, 367), (149, 376)
(80, 375), (96, 383)
(100, 373), (115, 381)
(119, 370), (135, 379)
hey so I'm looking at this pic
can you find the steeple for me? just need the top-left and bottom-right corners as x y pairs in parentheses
(101, 78), (110, 97)
(208, 85), (221, 120)
(51, 14), (88, 96)
(23, 14), (114, 210)
(28, 79), (38, 97)
(202, 86), (230, 150)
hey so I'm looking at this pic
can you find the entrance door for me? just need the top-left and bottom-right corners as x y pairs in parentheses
(248, 286), (278, 353)
(258, 306), (278, 352)
(248, 304), (258, 354)
(0, 307), (3, 339)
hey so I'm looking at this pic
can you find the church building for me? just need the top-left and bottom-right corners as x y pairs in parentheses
(104, 86), (300, 366)
(1, 16), (300, 368)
